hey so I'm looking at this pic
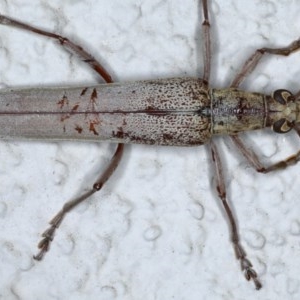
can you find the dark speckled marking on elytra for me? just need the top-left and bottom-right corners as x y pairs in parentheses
(57, 94), (68, 109)
(71, 104), (79, 113)
(80, 87), (88, 96)
(112, 127), (125, 139)
(162, 133), (173, 142)
(81, 87), (101, 135)
(111, 129), (144, 144)
(75, 125), (83, 133)
(91, 88), (98, 101)
(60, 114), (70, 122)
(89, 121), (99, 136)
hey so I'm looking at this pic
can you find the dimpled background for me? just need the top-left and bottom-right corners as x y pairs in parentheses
(0, 1), (300, 299)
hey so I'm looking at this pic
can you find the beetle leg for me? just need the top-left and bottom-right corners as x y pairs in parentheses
(0, 14), (124, 260)
(201, 0), (211, 83)
(0, 15), (113, 83)
(209, 140), (262, 290)
(230, 38), (300, 88)
(231, 134), (300, 173)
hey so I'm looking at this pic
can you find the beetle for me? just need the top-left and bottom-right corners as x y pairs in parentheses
(0, 0), (300, 296)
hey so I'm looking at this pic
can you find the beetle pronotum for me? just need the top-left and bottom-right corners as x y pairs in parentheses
(0, 0), (300, 296)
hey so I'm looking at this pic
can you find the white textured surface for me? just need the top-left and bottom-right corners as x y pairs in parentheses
(1, 0), (300, 299)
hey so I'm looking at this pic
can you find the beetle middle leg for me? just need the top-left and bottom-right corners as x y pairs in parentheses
(201, 0), (211, 83)
(210, 140), (262, 289)
(0, 14), (125, 260)
(201, 0), (262, 290)
(216, 30), (300, 288)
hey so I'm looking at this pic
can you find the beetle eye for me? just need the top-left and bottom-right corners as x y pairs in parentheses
(273, 89), (294, 104)
(272, 118), (293, 133)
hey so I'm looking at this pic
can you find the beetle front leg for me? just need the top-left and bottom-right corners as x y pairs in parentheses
(230, 135), (300, 174)
(230, 38), (300, 89)
(228, 38), (300, 175)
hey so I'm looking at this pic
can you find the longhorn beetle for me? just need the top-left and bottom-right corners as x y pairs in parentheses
(0, 0), (300, 291)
